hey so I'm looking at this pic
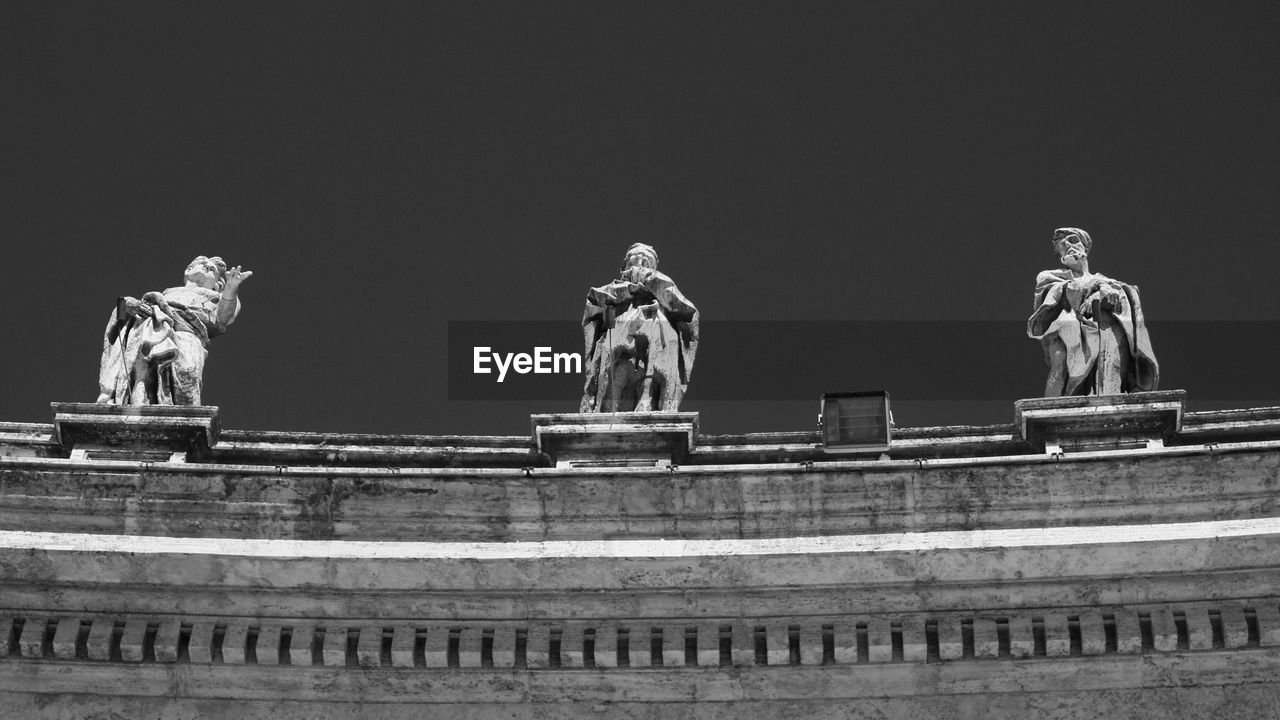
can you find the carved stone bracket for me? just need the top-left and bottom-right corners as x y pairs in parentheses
(1015, 390), (1186, 454)
(51, 402), (220, 463)
(3, 599), (1273, 668)
(531, 412), (698, 468)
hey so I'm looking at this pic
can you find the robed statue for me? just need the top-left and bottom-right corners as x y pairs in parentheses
(1027, 228), (1158, 396)
(580, 243), (699, 412)
(97, 256), (253, 406)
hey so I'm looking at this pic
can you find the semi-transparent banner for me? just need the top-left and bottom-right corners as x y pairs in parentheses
(448, 321), (1263, 402)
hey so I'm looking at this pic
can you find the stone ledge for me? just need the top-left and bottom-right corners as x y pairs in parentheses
(51, 402), (220, 462)
(1015, 390), (1185, 453)
(531, 412), (698, 467)
(9, 403), (1280, 467)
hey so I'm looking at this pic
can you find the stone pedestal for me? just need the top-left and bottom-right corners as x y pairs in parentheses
(531, 412), (697, 467)
(51, 402), (220, 462)
(1014, 390), (1185, 453)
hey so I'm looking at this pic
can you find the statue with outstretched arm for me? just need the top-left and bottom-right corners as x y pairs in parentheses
(97, 256), (253, 406)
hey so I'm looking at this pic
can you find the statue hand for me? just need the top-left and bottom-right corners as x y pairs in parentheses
(1100, 286), (1125, 312)
(224, 266), (254, 291)
(623, 266), (653, 285)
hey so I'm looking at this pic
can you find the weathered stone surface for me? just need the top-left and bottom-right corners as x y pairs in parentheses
(6, 389), (1280, 720)
(154, 618), (181, 662)
(322, 626), (347, 667)
(532, 412), (697, 467)
(389, 625), (414, 668)
(973, 618), (998, 659)
(290, 625), (316, 667)
(1015, 391), (1183, 455)
(1257, 604), (1280, 647)
(96, 256), (251, 407)
(764, 624), (787, 666)
(0, 618), (11, 658)
(52, 403), (220, 462)
(695, 624), (719, 667)
(594, 627), (618, 669)
(626, 627), (652, 668)
(1220, 605), (1248, 648)
(87, 618), (114, 661)
(901, 616), (927, 662)
(526, 626), (550, 669)
(867, 618), (892, 663)
(661, 625), (685, 667)
(222, 624), (248, 664)
(355, 625), (382, 667)
(5, 673), (1280, 718)
(937, 618), (963, 660)
(254, 625), (280, 665)
(119, 618), (146, 662)
(423, 626), (449, 668)
(188, 621), (215, 663)
(459, 626), (483, 668)
(1185, 608), (1213, 650)
(10, 441), (1280, 544)
(18, 618), (46, 659)
(558, 626), (583, 668)
(1079, 612), (1106, 655)
(52, 617), (79, 659)
(1044, 615), (1070, 657)
(4, 524), (1280, 626)
(1114, 609), (1142, 654)
(799, 624), (824, 665)
(491, 626), (515, 668)
(731, 624), (754, 667)
(1151, 609), (1178, 652)
(1027, 227), (1158, 398)
(833, 623), (857, 664)
(1009, 616), (1034, 658)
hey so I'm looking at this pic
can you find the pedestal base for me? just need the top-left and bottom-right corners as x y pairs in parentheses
(51, 402), (220, 462)
(531, 412), (698, 468)
(1014, 390), (1185, 454)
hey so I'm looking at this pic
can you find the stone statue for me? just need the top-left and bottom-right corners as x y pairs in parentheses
(580, 243), (699, 412)
(97, 256), (253, 406)
(1027, 228), (1158, 396)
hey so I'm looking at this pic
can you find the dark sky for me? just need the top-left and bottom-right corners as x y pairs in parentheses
(3, 2), (1279, 435)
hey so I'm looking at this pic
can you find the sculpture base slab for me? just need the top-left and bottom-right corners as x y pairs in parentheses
(531, 412), (698, 468)
(1014, 390), (1185, 453)
(51, 402), (220, 462)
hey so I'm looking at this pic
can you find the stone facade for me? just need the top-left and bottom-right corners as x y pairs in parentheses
(1, 394), (1279, 718)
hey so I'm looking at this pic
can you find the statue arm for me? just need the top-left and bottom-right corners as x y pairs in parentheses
(581, 300), (605, 361)
(1028, 271), (1069, 336)
(213, 296), (240, 328)
(640, 270), (698, 323)
(213, 266), (253, 328)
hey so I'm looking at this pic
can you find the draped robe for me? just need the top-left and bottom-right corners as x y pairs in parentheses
(98, 285), (238, 405)
(579, 268), (699, 412)
(1027, 269), (1158, 396)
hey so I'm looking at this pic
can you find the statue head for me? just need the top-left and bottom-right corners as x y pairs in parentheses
(1052, 228), (1091, 271)
(184, 255), (228, 291)
(622, 243), (659, 271)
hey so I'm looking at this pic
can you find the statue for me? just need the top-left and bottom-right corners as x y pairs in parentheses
(97, 256), (253, 406)
(1027, 228), (1158, 396)
(580, 243), (699, 412)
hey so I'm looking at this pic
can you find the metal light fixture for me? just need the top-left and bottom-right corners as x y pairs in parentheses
(819, 391), (892, 453)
